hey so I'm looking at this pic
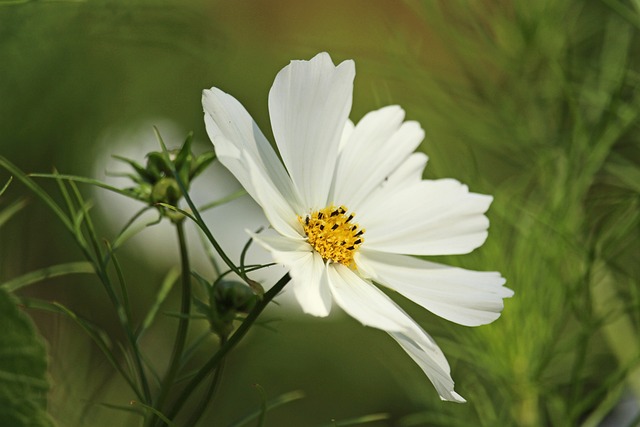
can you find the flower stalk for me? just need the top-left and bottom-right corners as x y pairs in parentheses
(162, 273), (291, 423)
(149, 219), (192, 427)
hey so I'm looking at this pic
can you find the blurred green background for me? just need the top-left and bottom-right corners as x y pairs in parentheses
(1, 0), (639, 426)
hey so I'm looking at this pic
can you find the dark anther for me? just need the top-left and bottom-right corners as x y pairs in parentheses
(330, 210), (339, 217)
(354, 239), (362, 245)
(318, 212), (324, 219)
(346, 214), (354, 222)
(347, 246), (355, 250)
(355, 230), (364, 237)
(305, 216), (310, 225)
(331, 224), (339, 230)
(320, 224), (325, 230)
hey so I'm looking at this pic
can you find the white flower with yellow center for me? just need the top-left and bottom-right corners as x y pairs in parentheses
(202, 52), (513, 402)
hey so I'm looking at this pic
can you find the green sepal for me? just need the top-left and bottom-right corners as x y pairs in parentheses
(112, 155), (156, 184)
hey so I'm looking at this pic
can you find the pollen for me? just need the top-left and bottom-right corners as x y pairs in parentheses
(298, 205), (365, 266)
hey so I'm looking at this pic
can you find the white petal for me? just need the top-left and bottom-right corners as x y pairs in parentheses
(348, 153), (427, 220)
(339, 119), (355, 152)
(359, 179), (493, 256)
(268, 52), (355, 210)
(378, 152), (428, 192)
(249, 231), (332, 316)
(389, 328), (466, 402)
(325, 263), (413, 332)
(248, 229), (309, 253)
(245, 153), (304, 240)
(331, 106), (425, 211)
(325, 264), (464, 402)
(202, 87), (300, 211)
(291, 251), (333, 317)
(356, 250), (513, 326)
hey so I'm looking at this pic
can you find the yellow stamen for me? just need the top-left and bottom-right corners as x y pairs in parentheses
(298, 205), (365, 266)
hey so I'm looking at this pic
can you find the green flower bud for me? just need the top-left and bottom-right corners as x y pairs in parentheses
(114, 132), (217, 222)
(150, 177), (181, 205)
(213, 280), (257, 313)
(193, 280), (257, 339)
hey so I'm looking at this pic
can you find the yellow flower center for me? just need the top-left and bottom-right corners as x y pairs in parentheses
(298, 205), (365, 266)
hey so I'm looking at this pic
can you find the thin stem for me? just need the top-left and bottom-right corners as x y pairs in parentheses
(163, 273), (291, 423)
(0, 159), (152, 403)
(154, 131), (242, 278)
(184, 337), (228, 427)
(151, 220), (192, 427)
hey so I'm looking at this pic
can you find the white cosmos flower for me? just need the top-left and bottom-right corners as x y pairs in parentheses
(202, 52), (513, 402)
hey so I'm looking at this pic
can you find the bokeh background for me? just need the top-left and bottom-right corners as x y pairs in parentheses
(1, 1), (639, 426)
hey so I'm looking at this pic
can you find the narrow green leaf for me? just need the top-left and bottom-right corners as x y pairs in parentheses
(602, 0), (640, 30)
(198, 188), (246, 213)
(239, 233), (258, 281)
(604, 154), (640, 193)
(191, 151), (216, 180)
(69, 179), (103, 261)
(48, 301), (144, 401)
(228, 390), (305, 427)
(136, 267), (180, 339)
(0, 198), (28, 228)
(30, 173), (146, 203)
(104, 241), (132, 325)
(153, 127), (241, 277)
(0, 289), (54, 427)
(0, 156), (72, 231)
(1, 261), (95, 292)
(53, 168), (77, 225)
(179, 330), (211, 369)
(129, 401), (177, 427)
(97, 401), (144, 416)
(591, 259), (640, 397)
(112, 155), (155, 183)
(321, 413), (390, 427)
(154, 202), (196, 222)
(111, 207), (161, 251)
(0, 176), (12, 196)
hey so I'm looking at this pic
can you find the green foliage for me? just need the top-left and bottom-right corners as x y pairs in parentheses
(1, 133), (292, 426)
(0, 288), (54, 427)
(381, 0), (640, 425)
(1, 0), (639, 425)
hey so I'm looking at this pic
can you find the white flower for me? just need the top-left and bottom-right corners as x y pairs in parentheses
(202, 52), (513, 402)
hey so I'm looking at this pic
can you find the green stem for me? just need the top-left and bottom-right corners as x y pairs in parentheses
(151, 220), (192, 427)
(184, 337), (228, 427)
(163, 273), (291, 423)
(154, 132), (242, 278)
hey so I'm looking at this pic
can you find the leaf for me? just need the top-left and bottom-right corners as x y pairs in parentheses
(228, 390), (305, 427)
(321, 413), (390, 427)
(112, 155), (156, 183)
(0, 156), (72, 232)
(1, 261), (95, 293)
(0, 197), (28, 228)
(0, 176), (12, 196)
(191, 151), (216, 179)
(198, 188), (246, 213)
(604, 154), (640, 193)
(136, 267), (180, 340)
(0, 288), (55, 427)
(29, 173), (146, 203)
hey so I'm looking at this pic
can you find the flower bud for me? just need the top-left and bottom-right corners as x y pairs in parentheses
(150, 177), (181, 206)
(115, 132), (217, 222)
(213, 280), (257, 313)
